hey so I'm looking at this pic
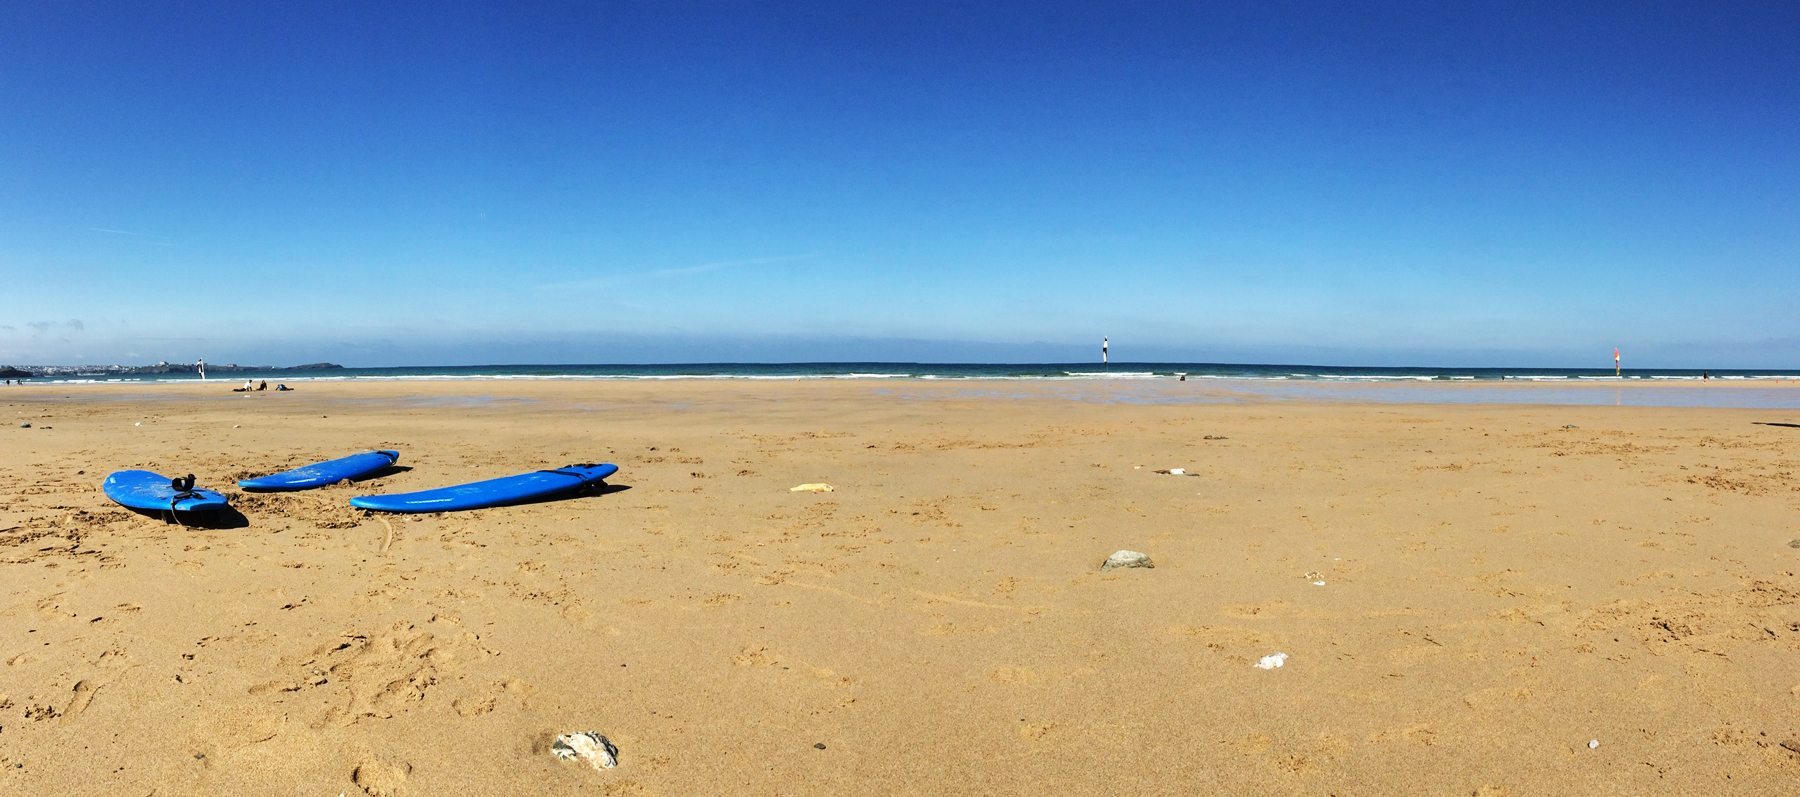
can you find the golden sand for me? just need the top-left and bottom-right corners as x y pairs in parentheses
(3, 380), (1797, 794)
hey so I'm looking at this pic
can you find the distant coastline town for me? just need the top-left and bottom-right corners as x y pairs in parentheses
(0, 362), (343, 379)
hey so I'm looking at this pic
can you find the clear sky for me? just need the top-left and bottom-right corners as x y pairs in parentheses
(2, 1), (1796, 367)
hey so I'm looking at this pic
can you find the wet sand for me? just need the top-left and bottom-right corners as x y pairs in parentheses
(2, 379), (1798, 794)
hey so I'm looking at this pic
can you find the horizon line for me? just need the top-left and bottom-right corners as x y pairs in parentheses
(9, 359), (1798, 373)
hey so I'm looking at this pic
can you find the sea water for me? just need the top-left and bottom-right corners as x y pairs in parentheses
(14, 362), (1799, 409)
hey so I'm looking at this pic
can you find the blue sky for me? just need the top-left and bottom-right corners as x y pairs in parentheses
(2, 1), (1796, 367)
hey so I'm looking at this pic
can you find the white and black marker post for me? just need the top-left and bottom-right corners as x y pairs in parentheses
(1102, 337), (1109, 366)
(197, 358), (206, 380)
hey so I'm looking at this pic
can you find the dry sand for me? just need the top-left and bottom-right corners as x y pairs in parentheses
(2, 379), (1798, 795)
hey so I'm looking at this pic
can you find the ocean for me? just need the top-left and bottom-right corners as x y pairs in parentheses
(20, 361), (1800, 384)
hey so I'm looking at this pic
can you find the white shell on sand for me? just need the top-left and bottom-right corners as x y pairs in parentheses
(552, 732), (618, 770)
(789, 483), (835, 493)
(1102, 550), (1153, 570)
(1254, 652), (1288, 670)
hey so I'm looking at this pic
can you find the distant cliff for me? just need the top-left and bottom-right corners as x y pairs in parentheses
(0, 366), (31, 378)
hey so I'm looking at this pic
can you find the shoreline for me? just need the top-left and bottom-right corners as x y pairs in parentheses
(15, 373), (1800, 383)
(8, 359), (1798, 390)
(9, 373), (1798, 411)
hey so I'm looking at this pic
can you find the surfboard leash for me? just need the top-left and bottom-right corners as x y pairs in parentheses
(166, 474), (198, 527)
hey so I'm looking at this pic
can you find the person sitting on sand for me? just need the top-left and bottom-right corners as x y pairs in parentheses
(275, 383), (292, 391)
(257, 380), (267, 391)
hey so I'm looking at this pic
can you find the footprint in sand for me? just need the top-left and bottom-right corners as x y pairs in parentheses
(732, 646), (781, 667)
(454, 695), (497, 717)
(60, 680), (98, 723)
(809, 666), (855, 687)
(191, 710), (287, 757)
(1368, 723), (1439, 746)
(559, 603), (597, 627)
(265, 624), (467, 728)
(352, 758), (413, 797)
(95, 648), (132, 667)
(34, 593), (68, 619)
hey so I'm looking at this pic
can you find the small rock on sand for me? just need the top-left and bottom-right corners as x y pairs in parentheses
(1788, 539), (1800, 549)
(1102, 550), (1153, 571)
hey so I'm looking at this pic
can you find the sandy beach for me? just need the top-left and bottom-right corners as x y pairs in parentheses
(3, 379), (1798, 795)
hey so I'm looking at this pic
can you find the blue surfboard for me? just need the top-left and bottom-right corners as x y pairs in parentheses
(349, 463), (618, 513)
(103, 470), (231, 513)
(238, 450), (400, 491)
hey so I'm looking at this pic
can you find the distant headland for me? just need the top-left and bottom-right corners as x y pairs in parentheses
(0, 362), (344, 378)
